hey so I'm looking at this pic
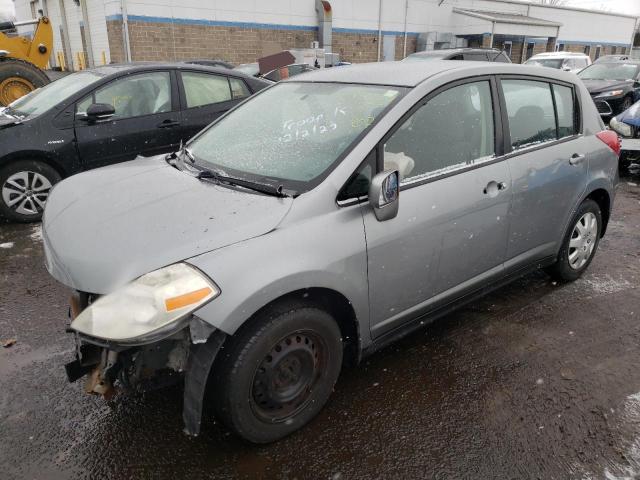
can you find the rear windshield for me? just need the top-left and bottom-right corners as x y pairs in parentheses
(578, 63), (640, 81)
(525, 58), (563, 69)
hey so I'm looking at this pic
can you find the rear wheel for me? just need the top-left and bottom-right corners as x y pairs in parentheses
(0, 160), (61, 222)
(619, 95), (634, 115)
(546, 199), (602, 282)
(0, 59), (50, 106)
(212, 303), (343, 443)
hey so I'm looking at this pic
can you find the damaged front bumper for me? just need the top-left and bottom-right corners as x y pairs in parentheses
(64, 291), (225, 436)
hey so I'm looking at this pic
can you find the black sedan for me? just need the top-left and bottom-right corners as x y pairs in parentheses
(577, 61), (640, 118)
(0, 63), (270, 222)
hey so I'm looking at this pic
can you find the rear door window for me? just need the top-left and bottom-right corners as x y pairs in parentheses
(501, 79), (556, 149)
(181, 72), (232, 108)
(553, 84), (577, 138)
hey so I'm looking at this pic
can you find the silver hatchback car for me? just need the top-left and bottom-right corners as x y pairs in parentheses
(43, 61), (619, 443)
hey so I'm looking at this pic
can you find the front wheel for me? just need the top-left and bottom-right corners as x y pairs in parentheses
(546, 199), (602, 282)
(212, 303), (343, 443)
(0, 160), (61, 222)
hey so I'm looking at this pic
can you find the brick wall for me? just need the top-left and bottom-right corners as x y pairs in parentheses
(107, 20), (317, 65)
(394, 35), (417, 60)
(332, 32), (379, 63)
(106, 20), (125, 63)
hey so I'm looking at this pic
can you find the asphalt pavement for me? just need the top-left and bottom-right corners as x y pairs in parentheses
(1, 172), (639, 479)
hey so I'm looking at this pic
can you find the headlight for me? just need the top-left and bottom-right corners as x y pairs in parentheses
(610, 117), (632, 137)
(71, 263), (220, 343)
(595, 89), (624, 98)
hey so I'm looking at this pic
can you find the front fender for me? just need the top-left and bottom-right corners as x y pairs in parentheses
(187, 204), (370, 346)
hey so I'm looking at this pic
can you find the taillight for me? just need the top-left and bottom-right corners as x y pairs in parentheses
(596, 130), (621, 157)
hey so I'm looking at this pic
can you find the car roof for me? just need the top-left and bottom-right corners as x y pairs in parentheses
(529, 52), (589, 58)
(411, 47), (502, 55)
(284, 60), (575, 87)
(88, 61), (252, 78)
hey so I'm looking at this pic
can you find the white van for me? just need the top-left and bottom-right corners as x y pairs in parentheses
(524, 52), (592, 74)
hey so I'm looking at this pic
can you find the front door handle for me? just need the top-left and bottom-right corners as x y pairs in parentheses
(158, 119), (181, 128)
(569, 153), (585, 165)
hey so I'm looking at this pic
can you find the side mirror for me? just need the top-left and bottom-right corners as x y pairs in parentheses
(84, 103), (115, 122)
(369, 170), (399, 221)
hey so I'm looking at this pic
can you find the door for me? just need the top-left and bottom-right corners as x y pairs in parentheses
(178, 71), (250, 141)
(499, 78), (587, 268)
(383, 35), (396, 62)
(75, 71), (181, 170)
(361, 79), (512, 337)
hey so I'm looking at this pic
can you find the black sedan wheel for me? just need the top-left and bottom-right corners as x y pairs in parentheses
(212, 303), (343, 443)
(0, 160), (61, 222)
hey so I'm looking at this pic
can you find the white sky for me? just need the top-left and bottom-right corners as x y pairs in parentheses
(563, 0), (640, 15)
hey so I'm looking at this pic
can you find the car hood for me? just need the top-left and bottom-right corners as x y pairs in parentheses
(581, 79), (632, 95)
(616, 99), (640, 127)
(43, 156), (294, 294)
(0, 108), (21, 129)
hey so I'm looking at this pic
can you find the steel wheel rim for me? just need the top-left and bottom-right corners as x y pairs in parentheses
(568, 212), (598, 270)
(251, 330), (326, 423)
(0, 76), (35, 105)
(2, 170), (53, 216)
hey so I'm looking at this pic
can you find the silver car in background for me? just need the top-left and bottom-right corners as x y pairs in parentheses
(43, 61), (619, 443)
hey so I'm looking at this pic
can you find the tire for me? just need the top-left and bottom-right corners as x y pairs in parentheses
(0, 59), (50, 106)
(211, 302), (343, 443)
(0, 160), (61, 222)
(619, 95), (634, 115)
(546, 199), (602, 282)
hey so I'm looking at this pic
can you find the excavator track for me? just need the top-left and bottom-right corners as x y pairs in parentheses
(0, 58), (50, 106)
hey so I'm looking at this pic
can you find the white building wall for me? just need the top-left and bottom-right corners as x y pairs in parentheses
(11, 0), (640, 66)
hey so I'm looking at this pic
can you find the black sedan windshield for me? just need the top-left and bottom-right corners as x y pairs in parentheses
(188, 82), (405, 191)
(9, 71), (105, 117)
(578, 63), (640, 81)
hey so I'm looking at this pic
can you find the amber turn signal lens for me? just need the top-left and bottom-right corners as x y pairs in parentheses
(165, 287), (213, 312)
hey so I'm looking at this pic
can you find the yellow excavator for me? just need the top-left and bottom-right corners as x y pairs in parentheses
(0, 16), (52, 106)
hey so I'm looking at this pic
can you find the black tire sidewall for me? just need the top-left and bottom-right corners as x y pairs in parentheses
(212, 305), (343, 443)
(0, 160), (61, 222)
(0, 59), (50, 89)
(549, 199), (602, 282)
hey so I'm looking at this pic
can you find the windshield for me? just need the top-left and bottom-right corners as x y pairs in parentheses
(578, 63), (640, 80)
(189, 82), (405, 191)
(525, 58), (563, 69)
(8, 71), (105, 117)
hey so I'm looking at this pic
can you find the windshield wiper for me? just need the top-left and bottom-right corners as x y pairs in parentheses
(196, 168), (292, 198)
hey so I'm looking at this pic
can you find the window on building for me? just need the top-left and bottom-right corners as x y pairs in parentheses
(584, 45), (591, 56)
(503, 41), (513, 59)
(77, 72), (172, 119)
(501, 79), (556, 149)
(595, 46), (602, 59)
(182, 72), (233, 108)
(383, 81), (495, 183)
(556, 43), (565, 52)
(526, 42), (535, 60)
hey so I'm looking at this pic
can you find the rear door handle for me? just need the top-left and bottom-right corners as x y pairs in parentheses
(157, 119), (181, 128)
(569, 153), (585, 165)
(483, 181), (508, 196)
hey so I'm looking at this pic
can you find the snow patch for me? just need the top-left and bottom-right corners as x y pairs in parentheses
(30, 225), (42, 242)
(579, 275), (632, 295)
(603, 392), (640, 480)
(0, 242), (14, 249)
